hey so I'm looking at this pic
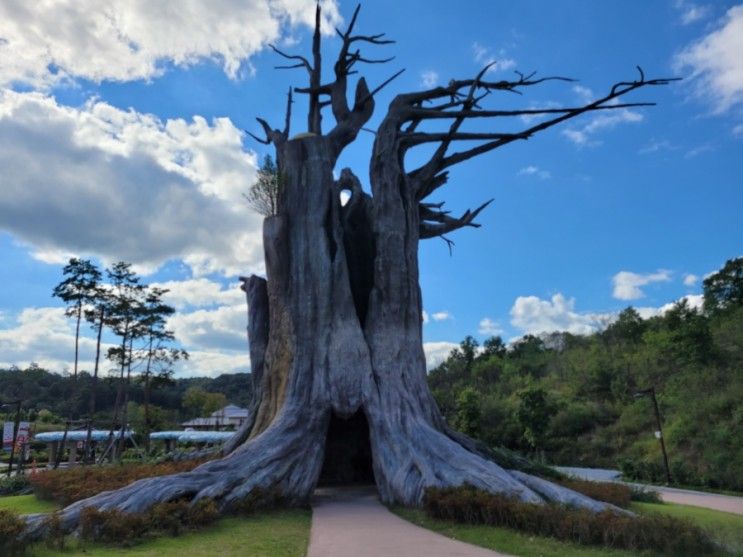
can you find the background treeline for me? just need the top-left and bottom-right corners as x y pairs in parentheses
(0, 367), (252, 430)
(429, 257), (743, 491)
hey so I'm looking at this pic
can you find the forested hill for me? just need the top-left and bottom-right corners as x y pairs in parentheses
(429, 257), (743, 491)
(0, 368), (252, 426)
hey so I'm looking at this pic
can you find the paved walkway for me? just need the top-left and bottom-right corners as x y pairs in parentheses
(307, 486), (510, 557)
(555, 466), (743, 516)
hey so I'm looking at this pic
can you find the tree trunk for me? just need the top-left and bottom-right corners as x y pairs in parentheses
(24, 135), (614, 539)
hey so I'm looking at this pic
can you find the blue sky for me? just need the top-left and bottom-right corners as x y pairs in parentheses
(0, 1), (741, 376)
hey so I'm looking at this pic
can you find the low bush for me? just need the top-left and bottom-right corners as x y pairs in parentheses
(79, 497), (219, 547)
(229, 487), (287, 515)
(42, 512), (65, 550)
(29, 458), (208, 505)
(423, 485), (719, 555)
(629, 485), (663, 503)
(0, 509), (27, 556)
(557, 478), (632, 508)
(0, 475), (31, 496)
(80, 507), (149, 546)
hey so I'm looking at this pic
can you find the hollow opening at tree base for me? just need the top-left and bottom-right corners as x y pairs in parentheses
(318, 409), (375, 486)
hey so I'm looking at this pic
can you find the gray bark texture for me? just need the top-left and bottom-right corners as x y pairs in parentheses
(23, 5), (674, 540)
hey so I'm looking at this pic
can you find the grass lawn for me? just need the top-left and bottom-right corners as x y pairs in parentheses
(395, 502), (743, 557)
(0, 494), (310, 557)
(30, 509), (311, 557)
(0, 494), (58, 514)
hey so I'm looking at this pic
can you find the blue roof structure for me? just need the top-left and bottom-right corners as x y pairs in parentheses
(150, 430), (235, 444)
(35, 430), (132, 442)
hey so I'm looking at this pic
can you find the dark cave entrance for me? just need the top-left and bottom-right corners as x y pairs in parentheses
(318, 409), (375, 486)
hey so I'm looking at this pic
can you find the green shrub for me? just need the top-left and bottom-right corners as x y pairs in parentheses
(558, 478), (632, 508)
(0, 509), (27, 556)
(629, 485), (663, 503)
(0, 475), (32, 496)
(423, 486), (718, 555)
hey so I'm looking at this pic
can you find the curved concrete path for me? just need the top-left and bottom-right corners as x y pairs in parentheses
(308, 487), (510, 557)
(555, 466), (743, 516)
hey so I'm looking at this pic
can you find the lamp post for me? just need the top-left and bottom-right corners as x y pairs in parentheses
(1, 399), (22, 477)
(634, 387), (672, 485)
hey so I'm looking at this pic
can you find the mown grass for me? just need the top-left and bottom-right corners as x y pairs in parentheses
(395, 501), (743, 557)
(32, 509), (311, 557)
(0, 494), (57, 514)
(633, 502), (743, 555)
(0, 493), (310, 557)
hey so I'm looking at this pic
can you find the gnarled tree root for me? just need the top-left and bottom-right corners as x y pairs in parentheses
(22, 409), (623, 542)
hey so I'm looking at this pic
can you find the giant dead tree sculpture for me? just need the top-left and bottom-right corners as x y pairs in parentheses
(26, 5), (676, 537)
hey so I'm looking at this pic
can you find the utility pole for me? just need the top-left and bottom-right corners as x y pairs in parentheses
(634, 387), (672, 485)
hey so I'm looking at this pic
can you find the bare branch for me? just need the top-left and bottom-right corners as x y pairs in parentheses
(408, 102), (655, 120)
(269, 45), (312, 73)
(419, 199), (494, 239)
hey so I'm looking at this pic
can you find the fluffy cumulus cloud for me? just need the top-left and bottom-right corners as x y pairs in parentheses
(152, 278), (245, 310)
(478, 317), (503, 336)
(0, 297), (251, 377)
(167, 304), (247, 353)
(0, 307), (104, 372)
(636, 294), (704, 319)
(0, 90), (265, 276)
(612, 270), (672, 300)
(431, 311), (452, 322)
(674, 6), (743, 114)
(683, 273), (699, 287)
(510, 294), (613, 336)
(423, 341), (458, 369)
(0, 0), (341, 88)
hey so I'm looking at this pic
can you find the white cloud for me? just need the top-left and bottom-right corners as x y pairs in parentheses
(431, 311), (452, 322)
(0, 0), (341, 88)
(612, 270), (672, 300)
(478, 317), (503, 336)
(674, 1), (711, 25)
(510, 293), (613, 336)
(683, 273), (699, 287)
(0, 307), (107, 372)
(422, 310), (429, 325)
(420, 70), (439, 88)
(674, 6), (743, 113)
(636, 294), (704, 319)
(179, 349), (250, 377)
(0, 90), (265, 277)
(423, 341), (458, 369)
(517, 165), (551, 179)
(572, 85), (594, 103)
(685, 143), (714, 158)
(0, 302), (251, 377)
(639, 139), (676, 154)
(562, 109), (644, 147)
(167, 304), (247, 353)
(152, 278), (245, 310)
(472, 42), (516, 73)
(734, 123), (743, 136)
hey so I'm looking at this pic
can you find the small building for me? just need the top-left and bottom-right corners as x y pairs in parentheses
(180, 404), (248, 430)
